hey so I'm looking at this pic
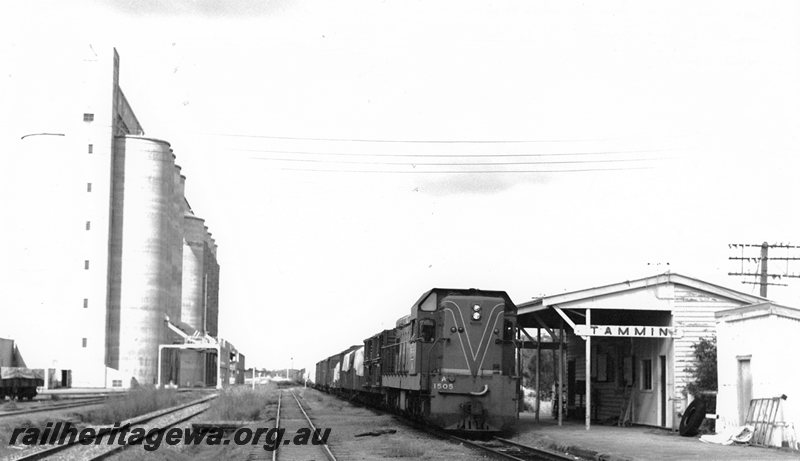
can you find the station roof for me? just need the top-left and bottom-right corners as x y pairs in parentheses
(517, 272), (766, 329)
(716, 301), (800, 322)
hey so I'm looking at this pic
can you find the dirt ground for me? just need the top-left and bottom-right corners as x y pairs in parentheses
(110, 386), (501, 460)
(0, 390), (203, 460)
(292, 387), (493, 460)
(0, 400), (109, 459)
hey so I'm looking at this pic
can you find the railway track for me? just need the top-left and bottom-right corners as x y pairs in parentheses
(449, 435), (581, 461)
(0, 398), (109, 419)
(0, 388), (209, 420)
(8, 394), (216, 461)
(340, 392), (581, 461)
(248, 388), (335, 461)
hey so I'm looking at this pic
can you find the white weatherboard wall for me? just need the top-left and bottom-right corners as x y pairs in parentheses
(525, 273), (764, 429)
(716, 304), (800, 448)
(670, 285), (749, 399)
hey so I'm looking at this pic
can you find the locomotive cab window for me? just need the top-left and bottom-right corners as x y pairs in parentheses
(420, 319), (436, 342)
(419, 293), (437, 311)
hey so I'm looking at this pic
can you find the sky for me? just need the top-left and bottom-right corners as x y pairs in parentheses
(3, 0), (800, 373)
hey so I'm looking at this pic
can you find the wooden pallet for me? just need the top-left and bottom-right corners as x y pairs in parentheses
(744, 395), (787, 447)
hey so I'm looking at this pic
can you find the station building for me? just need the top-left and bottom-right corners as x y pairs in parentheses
(1, 46), (236, 389)
(715, 302), (800, 447)
(517, 273), (764, 430)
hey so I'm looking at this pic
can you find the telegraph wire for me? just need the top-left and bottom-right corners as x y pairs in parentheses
(237, 148), (665, 158)
(270, 166), (653, 174)
(248, 156), (664, 167)
(202, 132), (610, 144)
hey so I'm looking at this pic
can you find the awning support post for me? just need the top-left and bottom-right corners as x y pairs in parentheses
(532, 313), (556, 338)
(535, 327), (541, 423)
(554, 306), (577, 331)
(585, 308), (591, 431)
(558, 319), (564, 426)
(516, 325), (522, 412)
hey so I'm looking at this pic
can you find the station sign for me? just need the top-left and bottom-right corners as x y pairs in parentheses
(574, 325), (682, 338)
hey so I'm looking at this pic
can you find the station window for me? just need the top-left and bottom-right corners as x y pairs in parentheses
(420, 319), (436, 342)
(83, 298), (88, 308)
(84, 260), (90, 270)
(112, 380), (122, 387)
(86, 182), (92, 192)
(88, 144), (93, 154)
(641, 359), (652, 390)
(81, 338), (87, 348)
(85, 221), (91, 230)
(83, 113), (94, 122)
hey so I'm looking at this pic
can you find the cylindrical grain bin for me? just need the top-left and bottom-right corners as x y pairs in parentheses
(168, 162), (184, 322)
(114, 135), (174, 386)
(181, 213), (207, 333)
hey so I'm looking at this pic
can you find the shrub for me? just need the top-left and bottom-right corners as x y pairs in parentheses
(204, 387), (277, 421)
(685, 336), (717, 397)
(88, 387), (178, 424)
(684, 336), (717, 433)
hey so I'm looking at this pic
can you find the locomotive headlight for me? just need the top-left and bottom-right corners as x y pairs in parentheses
(472, 311), (481, 321)
(473, 304), (481, 312)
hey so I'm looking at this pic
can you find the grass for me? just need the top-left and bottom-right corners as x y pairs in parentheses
(1, 401), (18, 411)
(204, 385), (278, 422)
(87, 387), (179, 424)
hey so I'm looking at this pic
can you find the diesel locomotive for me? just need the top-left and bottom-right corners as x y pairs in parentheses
(315, 288), (519, 433)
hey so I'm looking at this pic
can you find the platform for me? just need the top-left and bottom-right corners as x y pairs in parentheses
(511, 413), (799, 460)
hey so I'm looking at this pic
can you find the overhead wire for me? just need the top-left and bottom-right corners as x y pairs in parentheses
(73, 127), (670, 174)
(272, 166), (654, 174)
(235, 147), (665, 158)
(201, 132), (612, 144)
(248, 156), (665, 167)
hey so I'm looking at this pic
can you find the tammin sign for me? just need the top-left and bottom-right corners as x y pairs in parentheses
(574, 325), (682, 338)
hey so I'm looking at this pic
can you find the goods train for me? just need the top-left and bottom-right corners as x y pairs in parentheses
(315, 288), (519, 433)
(1, 339), (43, 400)
(0, 367), (43, 401)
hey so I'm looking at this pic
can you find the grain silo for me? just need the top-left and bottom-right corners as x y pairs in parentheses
(181, 213), (208, 333)
(114, 135), (175, 386)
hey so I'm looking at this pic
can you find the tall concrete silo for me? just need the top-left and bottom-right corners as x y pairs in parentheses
(168, 162), (184, 322)
(113, 135), (175, 386)
(205, 235), (220, 338)
(181, 213), (207, 333)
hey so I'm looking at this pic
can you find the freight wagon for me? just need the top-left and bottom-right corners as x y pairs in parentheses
(316, 288), (520, 433)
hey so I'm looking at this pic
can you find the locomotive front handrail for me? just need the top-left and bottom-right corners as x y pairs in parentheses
(437, 384), (491, 396)
(470, 385), (490, 396)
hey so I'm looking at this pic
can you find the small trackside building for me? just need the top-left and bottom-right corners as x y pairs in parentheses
(517, 273), (764, 430)
(715, 302), (800, 448)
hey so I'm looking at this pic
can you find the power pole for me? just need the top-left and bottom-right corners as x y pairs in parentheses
(728, 242), (800, 297)
(759, 242), (768, 297)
